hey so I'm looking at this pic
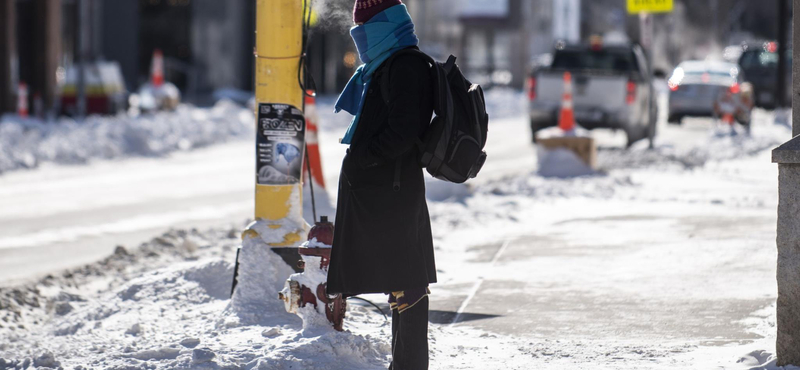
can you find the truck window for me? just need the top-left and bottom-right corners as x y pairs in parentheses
(551, 49), (639, 73)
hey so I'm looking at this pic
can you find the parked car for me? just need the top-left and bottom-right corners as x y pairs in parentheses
(527, 39), (656, 147)
(60, 61), (128, 116)
(736, 42), (792, 109)
(667, 60), (749, 125)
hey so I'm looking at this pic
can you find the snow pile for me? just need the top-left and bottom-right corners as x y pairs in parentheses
(0, 100), (253, 174)
(0, 229), (236, 334)
(1, 225), (529, 369)
(603, 111), (790, 171)
(227, 236), (298, 326)
(0, 226), (392, 369)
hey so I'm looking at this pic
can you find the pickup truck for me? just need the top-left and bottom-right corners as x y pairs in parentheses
(737, 42), (792, 109)
(527, 42), (657, 147)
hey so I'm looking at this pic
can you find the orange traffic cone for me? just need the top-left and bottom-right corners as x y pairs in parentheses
(17, 83), (28, 117)
(151, 49), (165, 87)
(558, 72), (575, 132)
(303, 91), (326, 189)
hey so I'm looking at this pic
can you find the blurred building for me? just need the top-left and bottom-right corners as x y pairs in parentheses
(102, 0), (257, 103)
(406, 0), (791, 89)
(1, 0), (62, 114)
(405, 0), (579, 89)
(0, 0), (258, 114)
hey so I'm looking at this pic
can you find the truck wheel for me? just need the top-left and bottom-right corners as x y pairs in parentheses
(667, 114), (682, 125)
(647, 107), (658, 148)
(625, 127), (639, 148)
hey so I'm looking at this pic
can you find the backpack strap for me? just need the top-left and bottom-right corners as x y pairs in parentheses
(379, 48), (435, 106)
(379, 48), (439, 154)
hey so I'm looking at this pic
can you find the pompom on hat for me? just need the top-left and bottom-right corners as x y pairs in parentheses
(353, 0), (402, 24)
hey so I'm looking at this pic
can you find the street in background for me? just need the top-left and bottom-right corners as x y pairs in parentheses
(667, 60), (751, 128)
(528, 37), (657, 147)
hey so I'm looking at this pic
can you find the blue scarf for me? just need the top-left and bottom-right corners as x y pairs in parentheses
(334, 4), (419, 145)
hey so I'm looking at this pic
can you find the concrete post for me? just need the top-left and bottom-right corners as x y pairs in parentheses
(772, 1), (800, 365)
(774, 143), (800, 366)
(794, 0), (800, 138)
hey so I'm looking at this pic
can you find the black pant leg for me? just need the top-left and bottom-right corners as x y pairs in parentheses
(392, 296), (429, 370)
(390, 308), (399, 369)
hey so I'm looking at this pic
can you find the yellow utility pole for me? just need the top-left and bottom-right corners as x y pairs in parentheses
(244, 0), (307, 262)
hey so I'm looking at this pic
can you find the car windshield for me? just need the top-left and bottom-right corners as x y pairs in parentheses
(551, 49), (638, 73)
(683, 70), (734, 78)
(669, 63), (738, 87)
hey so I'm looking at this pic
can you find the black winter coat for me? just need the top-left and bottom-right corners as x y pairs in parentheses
(327, 49), (437, 296)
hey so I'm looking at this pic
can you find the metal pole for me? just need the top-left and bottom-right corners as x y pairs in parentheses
(242, 0), (307, 265)
(640, 12), (656, 149)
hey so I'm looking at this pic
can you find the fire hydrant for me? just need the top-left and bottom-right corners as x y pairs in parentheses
(278, 216), (346, 331)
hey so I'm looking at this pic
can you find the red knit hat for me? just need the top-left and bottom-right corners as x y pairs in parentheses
(353, 0), (402, 24)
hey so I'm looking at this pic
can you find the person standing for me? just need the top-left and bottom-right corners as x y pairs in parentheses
(326, 1), (436, 369)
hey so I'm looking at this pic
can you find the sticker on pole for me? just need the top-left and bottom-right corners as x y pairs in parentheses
(256, 103), (306, 185)
(627, 0), (673, 14)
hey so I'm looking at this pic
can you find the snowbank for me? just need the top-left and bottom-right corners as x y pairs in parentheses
(0, 226), (524, 370)
(0, 226), (385, 369)
(227, 236), (299, 326)
(602, 110), (789, 171)
(0, 100), (253, 174)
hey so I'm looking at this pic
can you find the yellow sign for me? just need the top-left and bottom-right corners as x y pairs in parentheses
(627, 0), (673, 14)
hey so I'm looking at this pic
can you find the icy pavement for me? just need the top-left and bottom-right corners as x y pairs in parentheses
(1, 90), (798, 369)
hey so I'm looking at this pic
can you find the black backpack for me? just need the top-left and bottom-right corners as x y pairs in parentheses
(381, 49), (488, 184)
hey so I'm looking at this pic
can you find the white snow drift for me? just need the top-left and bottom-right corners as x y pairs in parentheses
(0, 100), (253, 174)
